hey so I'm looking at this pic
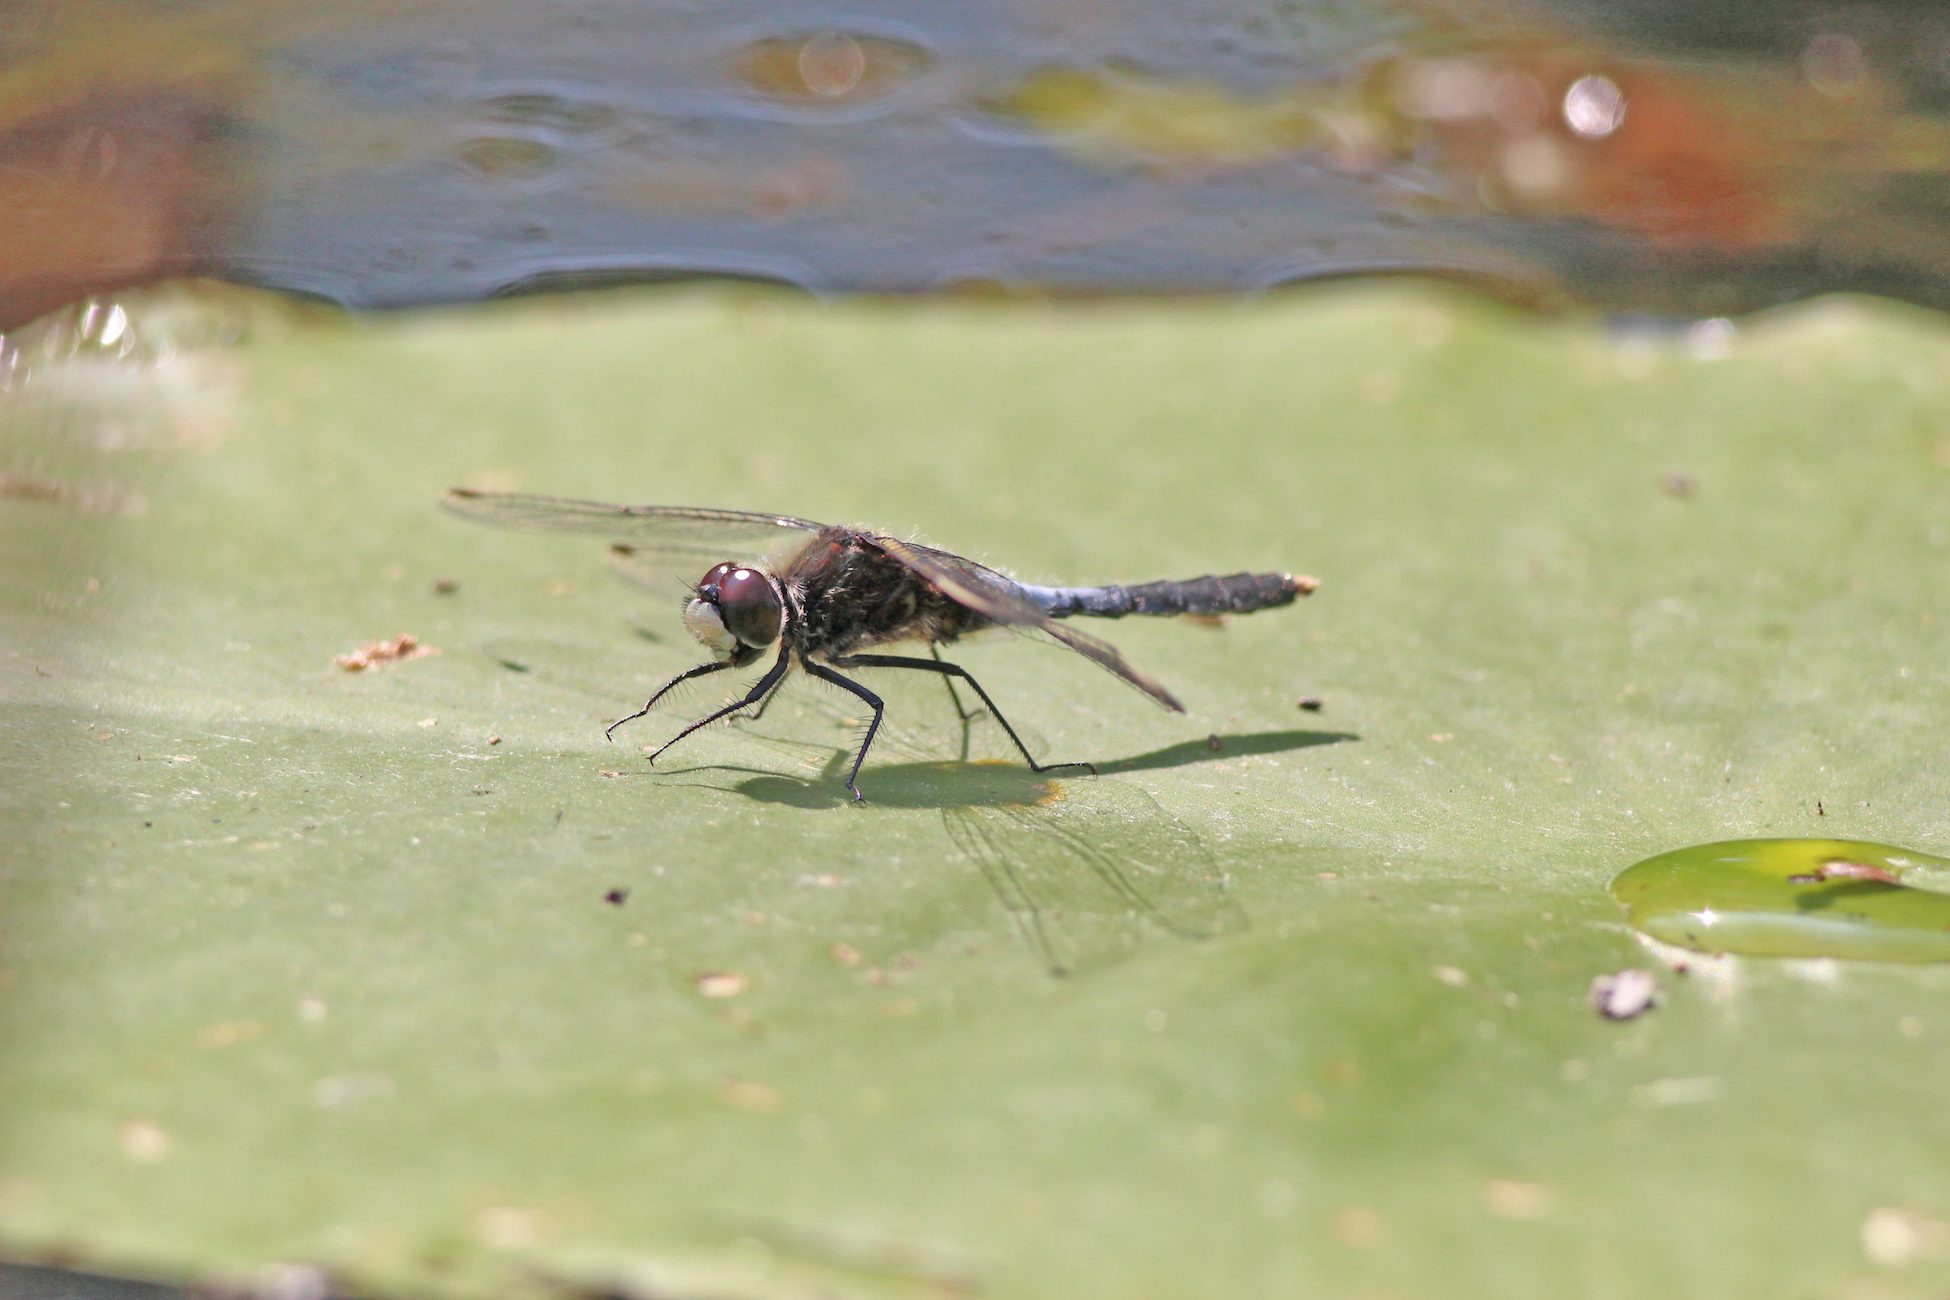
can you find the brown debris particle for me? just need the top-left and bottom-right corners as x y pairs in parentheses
(432, 577), (460, 595)
(334, 633), (439, 672)
(603, 888), (629, 906)
(1787, 857), (1903, 886)
(0, 471), (147, 516)
(1297, 696), (1324, 711)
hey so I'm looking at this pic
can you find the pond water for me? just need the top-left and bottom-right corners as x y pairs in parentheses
(4, 0), (1950, 324)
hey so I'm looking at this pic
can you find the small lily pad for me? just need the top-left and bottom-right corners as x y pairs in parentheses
(1611, 838), (1950, 962)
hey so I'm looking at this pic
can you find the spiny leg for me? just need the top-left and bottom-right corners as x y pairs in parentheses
(738, 685), (779, 724)
(832, 653), (1096, 777)
(802, 660), (885, 802)
(929, 643), (978, 762)
(930, 643), (980, 722)
(606, 658), (734, 742)
(642, 646), (791, 765)
(738, 646), (799, 725)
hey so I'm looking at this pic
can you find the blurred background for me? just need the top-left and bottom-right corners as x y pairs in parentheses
(5, 0), (1950, 324)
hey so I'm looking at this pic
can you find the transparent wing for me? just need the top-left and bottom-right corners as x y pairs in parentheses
(713, 673), (1242, 976)
(442, 489), (824, 569)
(941, 776), (1248, 976)
(873, 536), (1186, 713)
(604, 541), (705, 605)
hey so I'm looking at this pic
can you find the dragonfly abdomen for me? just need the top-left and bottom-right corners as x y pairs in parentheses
(1027, 572), (1317, 620)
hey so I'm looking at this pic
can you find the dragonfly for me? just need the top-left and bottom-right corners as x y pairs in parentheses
(442, 489), (1318, 800)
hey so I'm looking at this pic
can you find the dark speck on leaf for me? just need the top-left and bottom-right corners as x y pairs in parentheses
(1298, 696), (1323, 712)
(433, 577), (460, 595)
(604, 888), (629, 906)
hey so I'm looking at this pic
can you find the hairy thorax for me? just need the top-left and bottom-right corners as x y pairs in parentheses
(786, 528), (991, 657)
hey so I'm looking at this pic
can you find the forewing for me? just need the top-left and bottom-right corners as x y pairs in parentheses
(597, 542), (694, 606)
(873, 536), (1185, 713)
(443, 490), (822, 564)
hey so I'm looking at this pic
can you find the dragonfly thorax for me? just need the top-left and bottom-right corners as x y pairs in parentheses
(685, 562), (784, 662)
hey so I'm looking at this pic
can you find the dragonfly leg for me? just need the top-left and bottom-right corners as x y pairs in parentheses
(831, 653), (1097, 778)
(606, 658), (734, 741)
(642, 646), (791, 764)
(739, 686), (779, 724)
(930, 643), (981, 722)
(801, 660), (883, 801)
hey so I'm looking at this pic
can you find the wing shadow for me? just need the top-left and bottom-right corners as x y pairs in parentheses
(718, 754), (1245, 976)
(1095, 728), (1357, 776)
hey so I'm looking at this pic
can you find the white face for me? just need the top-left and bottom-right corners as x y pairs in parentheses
(683, 597), (739, 657)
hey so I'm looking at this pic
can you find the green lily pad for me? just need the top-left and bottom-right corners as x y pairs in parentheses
(1612, 838), (1950, 962)
(4, 286), (1950, 1298)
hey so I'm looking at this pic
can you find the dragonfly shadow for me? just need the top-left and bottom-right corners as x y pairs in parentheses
(698, 730), (1357, 811)
(1095, 727), (1357, 776)
(726, 755), (1066, 813)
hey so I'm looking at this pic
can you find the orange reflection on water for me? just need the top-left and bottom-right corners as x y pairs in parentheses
(728, 32), (934, 107)
(0, 8), (252, 327)
(996, 37), (1950, 258)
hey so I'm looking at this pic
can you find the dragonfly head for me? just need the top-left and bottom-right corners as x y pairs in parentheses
(685, 562), (783, 662)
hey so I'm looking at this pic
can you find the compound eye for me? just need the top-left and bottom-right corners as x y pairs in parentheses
(716, 566), (782, 647)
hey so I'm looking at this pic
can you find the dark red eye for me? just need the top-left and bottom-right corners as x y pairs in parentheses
(713, 565), (782, 647)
